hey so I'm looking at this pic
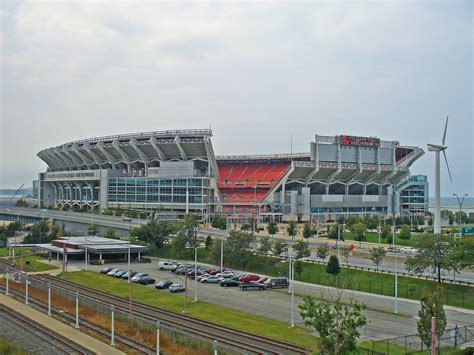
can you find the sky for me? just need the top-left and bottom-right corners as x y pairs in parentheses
(0, 1), (472, 197)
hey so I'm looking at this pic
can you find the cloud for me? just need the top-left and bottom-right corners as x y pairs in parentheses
(0, 1), (472, 197)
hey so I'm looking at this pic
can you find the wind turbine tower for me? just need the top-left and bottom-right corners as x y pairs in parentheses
(427, 116), (452, 235)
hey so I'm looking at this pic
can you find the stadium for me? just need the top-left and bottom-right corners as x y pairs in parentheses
(34, 129), (425, 222)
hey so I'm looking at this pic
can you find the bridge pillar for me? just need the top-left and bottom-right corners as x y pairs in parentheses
(138, 252), (141, 261)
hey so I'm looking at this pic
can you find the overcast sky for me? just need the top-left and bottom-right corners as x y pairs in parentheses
(1, 1), (472, 197)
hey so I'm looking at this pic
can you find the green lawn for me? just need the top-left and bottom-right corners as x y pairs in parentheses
(343, 231), (421, 247)
(358, 340), (473, 355)
(0, 336), (28, 355)
(62, 271), (319, 351)
(13, 255), (58, 272)
(0, 247), (33, 257)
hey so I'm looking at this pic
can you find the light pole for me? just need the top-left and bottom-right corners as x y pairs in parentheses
(193, 226), (198, 302)
(290, 258), (296, 328)
(220, 239), (223, 275)
(378, 218), (382, 245)
(392, 219), (398, 314)
(337, 223), (345, 259)
(453, 194), (468, 226)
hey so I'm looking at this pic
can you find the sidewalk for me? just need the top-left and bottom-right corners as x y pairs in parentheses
(0, 293), (124, 355)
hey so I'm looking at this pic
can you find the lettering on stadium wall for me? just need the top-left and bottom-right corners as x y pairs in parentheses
(338, 135), (380, 148)
(44, 171), (97, 180)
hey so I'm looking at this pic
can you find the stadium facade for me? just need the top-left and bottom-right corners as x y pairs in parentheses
(34, 129), (424, 221)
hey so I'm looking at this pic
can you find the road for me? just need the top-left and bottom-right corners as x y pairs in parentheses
(67, 259), (474, 342)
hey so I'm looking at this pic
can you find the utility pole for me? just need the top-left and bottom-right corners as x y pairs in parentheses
(453, 194), (468, 226)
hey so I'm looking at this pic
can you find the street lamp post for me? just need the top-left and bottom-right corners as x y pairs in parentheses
(453, 194), (468, 226)
(220, 239), (223, 275)
(378, 218), (382, 245)
(392, 219), (398, 314)
(337, 224), (345, 259)
(290, 258), (296, 327)
(193, 226), (199, 302)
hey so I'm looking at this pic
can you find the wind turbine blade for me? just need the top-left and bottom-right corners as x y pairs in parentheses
(442, 115), (449, 145)
(443, 150), (453, 183)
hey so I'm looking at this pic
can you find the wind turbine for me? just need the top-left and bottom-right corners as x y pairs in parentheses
(427, 116), (453, 235)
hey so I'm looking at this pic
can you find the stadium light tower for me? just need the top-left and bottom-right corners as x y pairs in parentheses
(427, 116), (452, 235)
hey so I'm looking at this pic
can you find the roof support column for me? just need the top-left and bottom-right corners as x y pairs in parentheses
(174, 136), (188, 161)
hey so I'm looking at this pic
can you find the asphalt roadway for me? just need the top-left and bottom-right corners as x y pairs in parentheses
(67, 259), (474, 342)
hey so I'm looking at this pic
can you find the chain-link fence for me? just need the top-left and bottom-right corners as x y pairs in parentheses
(358, 324), (474, 354)
(0, 271), (245, 354)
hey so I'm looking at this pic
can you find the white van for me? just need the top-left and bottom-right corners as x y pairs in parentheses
(158, 261), (176, 271)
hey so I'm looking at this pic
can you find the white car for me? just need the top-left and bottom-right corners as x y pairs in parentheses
(169, 283), (185, 293)
(196, 273), (210, 282)
(107, 268), (121, 276)
(216, 271), (235, 279)
(400, 247), (416, 254)
(200, 275), (222, 283)
(131, 273), (148, 282)
(158, 261), (176, 271)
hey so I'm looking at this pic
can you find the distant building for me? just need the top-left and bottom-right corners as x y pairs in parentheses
(392, 175), (429, 217)
(33, 130), (424, 222)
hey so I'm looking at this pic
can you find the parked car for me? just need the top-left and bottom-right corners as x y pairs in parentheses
(239, 282), (265, 291)
(196, 273), (211, 282)
(205, 268), (220, 275)
(175, 265), (194, 275)
(238, 274), (260, 283)
(263, 277), (289, 289)
(100, 267), (113, 274)
(155, 280), (173, 289)
(200, 275), (222, 283)
(217, 271), (235, 279)
(169, 283), (185, 293)
(122, 216), (132, 221)
(252, 277), (268, 285)
(131, 273), (149, 282)
(158, 261), (176, 271)
(170, 263), (183, 272)
(114, 270), (127, 278)
(220, 279), (240, 287)
(139, 276), (156, 285)
(187, 269), (204, 279)
(107, 268), (121, 276)
(121, 271), (138, 280)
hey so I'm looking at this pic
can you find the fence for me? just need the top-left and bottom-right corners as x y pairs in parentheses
(0, 271), (243, 355)
(358, 324), (474, 354)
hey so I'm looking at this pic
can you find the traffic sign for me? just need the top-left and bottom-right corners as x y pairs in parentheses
(461, 227), (474, 236)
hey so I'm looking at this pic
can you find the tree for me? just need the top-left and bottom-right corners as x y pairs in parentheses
(340, 246), (350, 267)
(14, 199), (29, 207)
(211, 213), (227, 230)
(326, 255), (341, 277)
(87, 223), (99, 236)
(287, 221), (297, 241)
(267, 221), (278, 238)
(417, 288), (447, 348)
(317, 243), (330, 261)
(205, 235), (214, 249)
(351, 222), (367, 247)
(369, 247), (386, 272)
(273, 240), (287, 256)
(399, 224), (411, 243)
(380, 224), (391, 241)
(405, 233), (458, 283)
(258, 236), (273, 255)
(293, 240), (310, 259)
(455, 238), (474, 269)
(328, 224), (339, 240)
(105, 228), (116, 239)
(303, 222), (313, 239)
(294, 260), (304, 279)
(130, 220), (175, 249)
(299, 296), (367, 354)
(224, 230), (255, 268)
(24, 221), (49, 244)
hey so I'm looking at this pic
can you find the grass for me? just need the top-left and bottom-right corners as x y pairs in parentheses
(0, 247), (32, 257)
(61, 271), (319, 351)
(358, 340), (473, 355)
(154, 247), (474, 310)
(12, 255), (58, 272)
(0, 336), (28, 355)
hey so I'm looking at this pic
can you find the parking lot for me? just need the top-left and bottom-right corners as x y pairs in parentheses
(65, 257), (454, 341)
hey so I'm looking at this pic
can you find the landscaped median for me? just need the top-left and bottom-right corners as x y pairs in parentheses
(61, 271), (319, 351)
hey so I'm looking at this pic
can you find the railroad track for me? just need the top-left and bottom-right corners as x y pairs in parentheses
(34, 274), (311, 354)
(0, 303), (91, 355)
(0, 285), (155, 354)
(0, 257), (34, 273)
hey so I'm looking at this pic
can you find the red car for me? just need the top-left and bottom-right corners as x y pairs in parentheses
(239, 274), (260, 283)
